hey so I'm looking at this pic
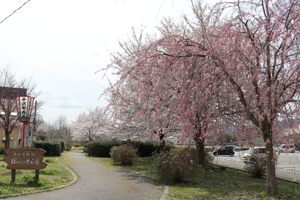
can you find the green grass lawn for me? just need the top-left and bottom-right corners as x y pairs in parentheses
(95, 157), (300, 200)
(0, 153), (74, 198)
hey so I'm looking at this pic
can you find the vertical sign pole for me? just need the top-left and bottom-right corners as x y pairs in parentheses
(35, 169), (40, 181)
(22, 122), (26, 148)
(11, 169), (16, 183)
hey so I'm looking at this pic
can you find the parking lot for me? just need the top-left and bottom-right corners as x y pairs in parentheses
(212, 151), (300, 182)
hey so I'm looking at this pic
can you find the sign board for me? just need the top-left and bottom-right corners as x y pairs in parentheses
(4, 148), (47, 170)
(16, 96), (35, 122)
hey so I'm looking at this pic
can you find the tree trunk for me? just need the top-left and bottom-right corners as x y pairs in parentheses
(4, 129), (10, 150)
(195, 139), (205, 165)
(158, 133), (165, 151)
(262, 122), (278, 195)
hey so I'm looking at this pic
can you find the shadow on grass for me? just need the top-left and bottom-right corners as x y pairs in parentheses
(167, 165), (300, 200)
(0, 181), (43, 188)
(98, 157), (300, 199)
(111, 157), (162, 186)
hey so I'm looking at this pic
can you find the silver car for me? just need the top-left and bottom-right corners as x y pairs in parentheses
(277, 144), (295, 153)
(243, 147), (266, 163)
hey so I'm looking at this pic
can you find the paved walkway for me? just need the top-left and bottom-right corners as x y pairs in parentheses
(7, 151), (163, 200)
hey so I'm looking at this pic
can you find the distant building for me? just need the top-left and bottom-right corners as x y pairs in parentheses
(0, 126), (28, 148)
(0, 87), (28, 149)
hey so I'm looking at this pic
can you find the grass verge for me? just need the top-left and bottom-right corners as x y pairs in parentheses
(95, 157), (300, 200)
(0, 153), (74, 198)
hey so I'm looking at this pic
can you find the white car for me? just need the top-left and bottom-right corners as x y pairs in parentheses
(277, 144), (295, 153)
(243, 147), (266, 163)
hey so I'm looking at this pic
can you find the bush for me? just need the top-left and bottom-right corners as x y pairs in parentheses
(85, 139), (172, 157)
(295, 143), (300, 151)
(154, 148), (196, 183)
(60, 141), (65, 152)
(34, 141), (62, 156)
(190, 147), (213, 165)
(110, 145), (137, 165)
(0, 147), (4, 155)
(85, 140), (120, 157)
(244, 155), (266, 178)
(23, 175), (39, 186)
(122, 140), (173, 157)
(53, 140), (71, 152)
(132, 141), (158, 157)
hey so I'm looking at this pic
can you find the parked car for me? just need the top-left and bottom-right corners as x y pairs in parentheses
(236, 147), (249, 151)
(277, 144), (295, 153)
(226, 145), (239, 151)
(243, 147), (266, 163)
(213, 146), (235, 156)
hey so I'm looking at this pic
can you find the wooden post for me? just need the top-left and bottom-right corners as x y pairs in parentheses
(35, 170), (39, 181)
(11, 169), (16, 183)
(22, 122), (26, 148)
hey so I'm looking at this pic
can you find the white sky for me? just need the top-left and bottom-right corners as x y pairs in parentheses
(0, 0), (215, 123)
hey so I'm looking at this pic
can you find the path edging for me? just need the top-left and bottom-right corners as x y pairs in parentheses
(159, 185), (169, 200)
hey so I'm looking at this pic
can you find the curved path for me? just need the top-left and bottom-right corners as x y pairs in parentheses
(7, 151), (163, 200)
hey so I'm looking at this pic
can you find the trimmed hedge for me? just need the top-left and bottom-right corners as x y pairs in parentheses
(34, 141), (62, 156)
(127, 141), (172, 157)
(52, 140), (72, 152)
(85, 140), (119, 157)
(60, 141), (65, 152)
(85, 140), (173, 158)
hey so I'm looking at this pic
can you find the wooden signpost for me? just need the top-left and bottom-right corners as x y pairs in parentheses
(4, 148), (47, 182)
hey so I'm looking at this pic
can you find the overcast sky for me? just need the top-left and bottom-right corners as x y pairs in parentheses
(0, 0), (215, 123)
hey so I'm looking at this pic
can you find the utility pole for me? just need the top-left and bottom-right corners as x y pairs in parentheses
(32, 101), (37, 141)
(29, 101), (37, 146)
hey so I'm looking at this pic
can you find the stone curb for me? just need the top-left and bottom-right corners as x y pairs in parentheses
(159, 185), (169, 200)
(0, 154), (79, 199)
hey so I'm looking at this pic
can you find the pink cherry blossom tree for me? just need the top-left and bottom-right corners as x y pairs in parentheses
(107, 23), (223, 164)
(105, 0), (300, 195)
(187, 0), (300, 195)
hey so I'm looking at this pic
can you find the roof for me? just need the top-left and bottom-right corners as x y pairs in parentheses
(0, 87), (27, 99)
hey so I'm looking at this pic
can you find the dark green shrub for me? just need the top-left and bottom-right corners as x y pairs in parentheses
(154, 148), (196, 183)
(244, 155), (266, 178)
(85, 140), (120, 157)
(126, 141), (159, 157)
(34, 141), (62, 156)
(0, 147), (4, 155)
(60, 141), (65, 152)
(137, 141), (172, 157)
(122, 140), (173, 157)
(23, 175), (39, 186)
(85, 140), (172, 157)
(110, 145), (137, 165)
